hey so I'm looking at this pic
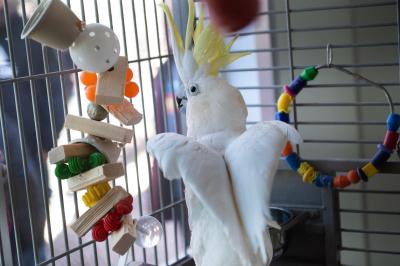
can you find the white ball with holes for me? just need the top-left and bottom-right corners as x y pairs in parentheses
(69, 23), (120, 73)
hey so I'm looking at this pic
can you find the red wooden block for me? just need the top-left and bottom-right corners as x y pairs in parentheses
(383, 131), (399, 150)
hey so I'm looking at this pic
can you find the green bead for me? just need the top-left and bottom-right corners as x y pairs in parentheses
(55, 163), (71, 180)
(68, 157), (89, 175)
(300, 67), (318, 81)
(88, 152), (107, 168)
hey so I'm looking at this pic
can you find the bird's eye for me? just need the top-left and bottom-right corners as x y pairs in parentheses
(188, 84), (200, 96)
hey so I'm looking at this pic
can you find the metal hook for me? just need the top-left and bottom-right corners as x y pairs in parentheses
(326, 44), (333, 67)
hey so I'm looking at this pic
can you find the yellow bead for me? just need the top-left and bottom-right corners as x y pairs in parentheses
(277, 92), (292, 113)
(303, 168), (317, 183)
(297, 162), (311, 175)
(362, 162), (378, 178)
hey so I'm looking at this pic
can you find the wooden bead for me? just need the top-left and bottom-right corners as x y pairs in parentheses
(286, 153), (300, 171)
(282, 142), (293, 157)
(85, 85), (96, 102)
(87, 103), (108, 121)
(333, 175), (351, 188)
(297, 162), (311, 175)
(283, 85), (295, 98)
(275, 111), (290, 123)
(386, 113), (400, 131)
(362, 162), (378, 178)
(125, 68), (133, 82)
(371, 145), (392, 169)
(303, 167), (317, 183)
(277, 92), (292, 113)
(383, 131), (398, 150)
(315, 175), (333, 187)
(124, 82), (140, 98)
(346, 170), (360, 184)
(80, 71), (97, 86)
(300, 67), (318, 81)
(288, 76), (307, 95)
(357, 168), (368, 182)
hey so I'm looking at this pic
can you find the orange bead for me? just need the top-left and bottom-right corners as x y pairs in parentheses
(85, 85), (96, 102)
(333, 175), (351, 188)
(282, 142), (293, 157)
(125, 68), (133, 82)
(347, 170), (360, 184)
(125, 82), (140, 98)
(80, 71), (97, 86)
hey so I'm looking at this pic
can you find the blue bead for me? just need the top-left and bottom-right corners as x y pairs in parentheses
(315, 175), (333, 187)
(275, 112), (290, 123)
(371, 144), (392, 169)
(387, 114), (400, 131)
(286, 153), (300, 171)
(357, 168), (369, 182)
(288, 76), (307, 95)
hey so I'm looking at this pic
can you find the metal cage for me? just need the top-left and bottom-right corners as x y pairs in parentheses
(0, 0), (400, 266)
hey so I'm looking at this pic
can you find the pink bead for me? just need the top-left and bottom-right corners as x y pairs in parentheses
(383, 131), (399, 150)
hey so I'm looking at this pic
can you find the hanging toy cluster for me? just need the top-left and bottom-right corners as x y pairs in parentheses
(275, 45), (400, 189)
(21, 0), (161, 255)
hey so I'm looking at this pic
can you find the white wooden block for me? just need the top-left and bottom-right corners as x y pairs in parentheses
(71, 135), (121, 163)
(67, 163), (124, 192)
(103, 99), (142, 126)
(70, 186), (128, 237)
(95, 56), (128, 105)
(111, 215), (136, 255)
(48, 143), (96, 164)
(64, 114), (133, 144)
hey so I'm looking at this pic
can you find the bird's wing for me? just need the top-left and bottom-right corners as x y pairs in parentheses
(147, 133), (250, 261)
(225, 121), (302, 264)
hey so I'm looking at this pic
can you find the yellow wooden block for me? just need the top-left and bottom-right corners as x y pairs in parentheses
(302, 168), (317, 183)
(297, 162), (311, 175)
(362, 162), (378, 178)
(277, 92), (292, 113)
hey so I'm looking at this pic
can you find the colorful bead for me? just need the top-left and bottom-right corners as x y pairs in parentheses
(300, 67), (318, 81)
(103, 211), (123, 232)
(383, 131), (399, 150)
(82, 182), (111, 208)
(85, 85), (96, 102)
(282, 142), (293, 157)
(387, 113), (400, 131)
(283, 85), (296, 98)
(87, 103), (108, 121)
(346, 170), (360, 184)
(333, 175), (351, 188)
(357, 167), (369, 182)
(92, 220), (108, 242)
(362, 162), (378, 178)
(315, 175), (333, 187)
(297, 162), (311, 175)
(371, 144), (392, 169)
(125, 82), (140, 98)
(115, 196), (133, 215)
(288, 76), (307, 95)
(277, 92), (292, 113)
(303, 167), (317, 183)
(88, 152), (107, 168)
(286, 153), (300, 171)
(275, 111), (290, 123)
(55, 163), (71, 180)
(80, 71), (97, 86)
(67, 157), (89, 175)
(125, 68), (133, 82)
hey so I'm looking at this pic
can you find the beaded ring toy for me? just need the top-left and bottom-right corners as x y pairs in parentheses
(275, 45), (400, 189)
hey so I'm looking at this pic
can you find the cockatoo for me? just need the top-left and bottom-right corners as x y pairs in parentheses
(147, 1), (302, 265)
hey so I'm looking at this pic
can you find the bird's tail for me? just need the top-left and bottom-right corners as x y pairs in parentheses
(269, 120), (303, 144)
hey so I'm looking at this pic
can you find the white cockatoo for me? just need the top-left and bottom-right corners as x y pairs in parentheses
(147, 1), (302, 265)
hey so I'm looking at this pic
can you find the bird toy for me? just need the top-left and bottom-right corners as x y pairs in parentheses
(275, 44), (400, 188)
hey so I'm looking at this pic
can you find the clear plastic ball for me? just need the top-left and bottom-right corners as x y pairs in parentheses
(135, 216), (163, 248)
(69, 23), (120, 73)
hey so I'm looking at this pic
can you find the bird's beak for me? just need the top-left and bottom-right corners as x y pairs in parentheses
(176, 96), (187, 110)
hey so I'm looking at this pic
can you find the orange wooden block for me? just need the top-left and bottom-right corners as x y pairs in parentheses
(282, 142), (292, 157)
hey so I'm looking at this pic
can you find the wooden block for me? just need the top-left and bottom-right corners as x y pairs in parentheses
(71, 135), (121, 163)
(111, 215), (136, 255)
(67, 162), (124, 191)
(103, 99), (142, 126)
(64, 114), (133, 144)
(48, 143), (96, 164)
(70, 186), (128, 237)
(95, 56), (128, 105)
